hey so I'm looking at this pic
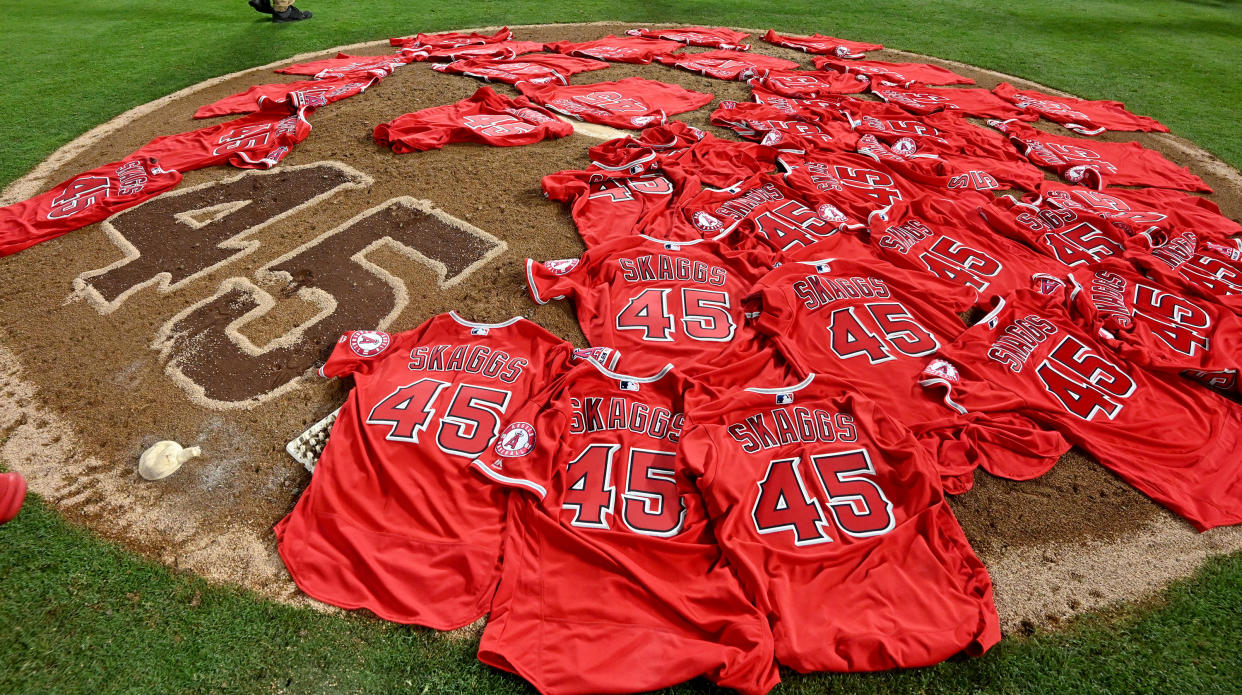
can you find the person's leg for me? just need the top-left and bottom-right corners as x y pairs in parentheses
(248, 0), (274, 14)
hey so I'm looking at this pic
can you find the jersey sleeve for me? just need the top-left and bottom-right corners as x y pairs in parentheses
(319, 330), (398, 379)
(742, 279), (797, 338)
(916, 341), (1067, 485)
(469, 388), (571, 499)
(676, 423), (720, 489)
(918, 353), (1027, 418)
(541, 171), (589, 203)
(526, 255), (589, 305)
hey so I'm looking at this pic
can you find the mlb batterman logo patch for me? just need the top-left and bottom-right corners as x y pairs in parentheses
(495, 422), (536, 457)
(349, 330), (391, 357)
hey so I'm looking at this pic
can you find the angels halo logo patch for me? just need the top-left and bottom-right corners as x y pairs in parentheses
(349, 330), (391, 357)
(542, 258), (579, 275)
(816, 203), (847, 223)
(495, 422), (536, 457)
(692, 211), (724, 232)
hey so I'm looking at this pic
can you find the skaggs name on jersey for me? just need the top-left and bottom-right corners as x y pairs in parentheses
(986, 314), (1058, 373)
(793, 274), (890, 310)
(618, 255), (727, 286)
(408, 344), (528, 383)
(570, 396), (684, 443)
(727, 407), (857, 453)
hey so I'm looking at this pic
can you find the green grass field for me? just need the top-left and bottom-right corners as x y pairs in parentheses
(2, 1), (1241, 692)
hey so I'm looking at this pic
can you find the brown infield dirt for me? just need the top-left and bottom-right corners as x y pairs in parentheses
(2, 22), (1241, 635)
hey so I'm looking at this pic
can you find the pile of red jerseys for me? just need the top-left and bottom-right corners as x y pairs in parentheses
(5, 22), (1240, 695)
(272, 24), (1242, 695)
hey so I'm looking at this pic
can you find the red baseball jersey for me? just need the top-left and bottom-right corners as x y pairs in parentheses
(852, 132), (1046, 193)
(526, 232), (776, 379)
(762, 29), (882, 58)
(276, 52), (410, 80)
(518, 77), (714, 130)
(661, 133), (781, 189)
(743, 255), (972, 421)
(920, 288), (1242, 531)
(978, 197), (1135, 270)
(993, 82), (1169, 135)
(133, 96), (313, 171)
(399, 40), (547, 62)
(471, 360), (780, 695)
(845, 108), (1024, 162)
(743, 256), (1069, 488)
(749, 85), (870, 120)
(373, 86), (573, 153)
(654, 49), (799, 81)
(859, 196), (1064, 305)
(193, 76), (376, 118)
(1123, 230), (1242, 318)
(1055, 259), (1242, 390)
(273, 312), (579, 628)
(388, 26), (512, 50)
(588, 120), (707, 168)
(668, 173), (856, 255)
(814, 57), (975, 87)
(781, 150), (963, 220)
(1027, 181), (1242, 243)
(625, 26), (753, 50)
(0, 156), (182, 257)
(709, 101), (858, 152)
(589, 123), (778, 189)
(545, 35), (684, 64)
(679, 374), (1000, 672)
(747, 69), (872, 97)
(991, 119), (1211, 192)
(871, 86), (1036, 121)
(432, 53), (610, 86)
(542, 163), (702, 248)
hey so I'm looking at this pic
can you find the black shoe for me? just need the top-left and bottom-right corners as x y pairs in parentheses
(272, 5), (313, 21)
(249, 0), (273, 13)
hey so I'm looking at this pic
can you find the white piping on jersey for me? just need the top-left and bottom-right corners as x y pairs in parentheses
(526, 258), (557, 305)
(977, 295), (1008, 326)
(746, 372), (816, 394)
(588, 359), (674, 384)
(1065, 273), (1085, 303)
(448, 310), (523, 329)
(867, 205), (894, 227)
(470, 459), (547, 499)
(918, 378), (968, 415)
(1031, 272), (1067, 293)
(1009, 199), (1041, 213)
(589, 150), (657, 171)
(637, 233), (708, 246)
(796, 257), (839, 269)
(702, 178), (750, 194)
(1065, 122), (1106, 136)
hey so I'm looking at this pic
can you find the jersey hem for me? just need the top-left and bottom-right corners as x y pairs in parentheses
(275, 538), (489, 630)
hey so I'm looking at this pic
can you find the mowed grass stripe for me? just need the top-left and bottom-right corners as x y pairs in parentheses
(2, 495), (1241, 693)
(0, 0), (1240, 186)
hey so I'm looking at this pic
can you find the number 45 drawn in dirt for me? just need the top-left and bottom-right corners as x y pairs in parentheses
(71, 161), (508, 409)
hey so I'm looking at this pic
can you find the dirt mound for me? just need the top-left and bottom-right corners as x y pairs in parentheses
(2, 22), (1239, 632)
